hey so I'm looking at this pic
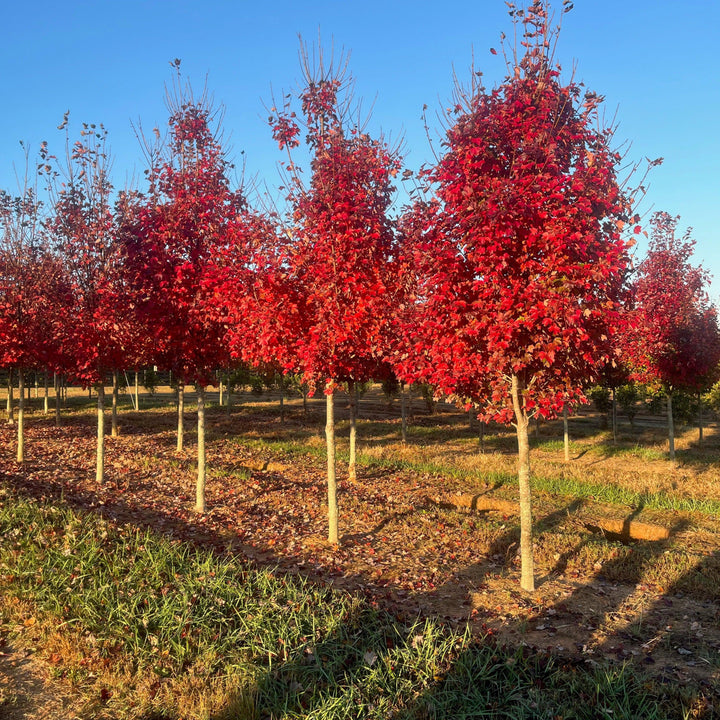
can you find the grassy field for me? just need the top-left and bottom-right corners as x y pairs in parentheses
(1, 385), (719, 718)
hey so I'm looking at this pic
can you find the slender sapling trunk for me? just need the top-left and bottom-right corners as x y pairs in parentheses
(111, 370), (119, 437)
(43, 371), (49, 414)
(17, 369), (24, 463)
(612, 387), (617, 443)
(325, 387), (338, 544)
(196, 386), (206, 513)
(96, 383), (105, 483)
(511, 374), (535, 592)
(348, 381), (357, 482)
(563, 406), (570, 463)
(54, 374), (61, 427)
(177, 384), (185, 452)
(698, 392), (704, 446)
(667, 391), (675, 460)
(134, 371), (140, 411)
(400, 385), (407, 444)
(7, 370), (14, 425)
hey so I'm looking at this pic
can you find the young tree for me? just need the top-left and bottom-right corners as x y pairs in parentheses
(624, 211), (720, 459)
(260, 47), (402, 544)
(45, 119), (124, 482)
(126, 72), (245, 513)
(0, 177), (68, 462)
(396, 1), (643, 591)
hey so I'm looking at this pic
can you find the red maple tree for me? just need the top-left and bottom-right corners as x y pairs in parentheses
(0, 180), (69, 462)
(624, 211), (720, 459)
(397, 2), (642, 591)
(46, 119), (126, 483)
(125, 75), (245, 512)
(263, 48), (402, 543)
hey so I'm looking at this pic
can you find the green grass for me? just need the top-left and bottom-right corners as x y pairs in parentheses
(0, 487), (702, 720)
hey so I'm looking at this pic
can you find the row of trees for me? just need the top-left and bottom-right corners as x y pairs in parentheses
(2, 2), (718, 592)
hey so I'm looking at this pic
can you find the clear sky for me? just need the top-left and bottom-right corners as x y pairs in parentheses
(2, 1), (718, 296)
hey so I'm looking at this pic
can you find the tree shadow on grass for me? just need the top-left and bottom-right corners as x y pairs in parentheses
(1, 450), (718, 719)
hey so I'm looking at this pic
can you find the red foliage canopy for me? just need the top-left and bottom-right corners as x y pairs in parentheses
(0, 189), (69, 373)
(398, 8), (634, 423)
(625, 212), (720, 392)
(47, 124), (129, 386)
(125, 95), (245, 386)
(261, 66), (401, 391)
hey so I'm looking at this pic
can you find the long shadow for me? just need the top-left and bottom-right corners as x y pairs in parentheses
(2, 419), (718, 718)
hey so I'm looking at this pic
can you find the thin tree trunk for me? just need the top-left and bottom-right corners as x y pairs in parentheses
(612, 387), (617, 443)
(196, 386), (206, 513)
(326, 388), (338, 544)
(563, 406), (570, 463)
(43, 371), (49, 414)
(511, 374), (535, 593)
(134, 371), (140, 411)
(17, 369), (24, 463)
(667, 391), (675, 460)
(96, 383), (105, 483)
(226, 383), (232, 416)
(400, 385), (407, 444)
(302, 388), (308, 419)
(219, 377), (224, 407)
(111, 370), (119, 437)
(348, 381), (357, 482)
(280, 391), (285, 425)
(177, 384), (185, 452)
(698, 392), (704, 446)
(7, 370), (14, 425)
(54, 374), (61, 427)
(479, 420), (485, 453)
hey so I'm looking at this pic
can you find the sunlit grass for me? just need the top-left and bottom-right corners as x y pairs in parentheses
(0, 490), (698, 720)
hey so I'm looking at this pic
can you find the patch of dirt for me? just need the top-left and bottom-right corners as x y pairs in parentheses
(0, 638), (83, 720)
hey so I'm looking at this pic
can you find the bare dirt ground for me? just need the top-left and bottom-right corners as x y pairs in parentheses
(2, 387), (720, 715)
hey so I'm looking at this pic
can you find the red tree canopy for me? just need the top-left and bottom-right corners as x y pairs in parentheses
(0, 188), (70, 373)
(46, 123), (127, 386)
(625, 211), (720, 392)
(263, 58), (402, 392)
(397, 3), (636, 423)
(125, 88), (245, 386)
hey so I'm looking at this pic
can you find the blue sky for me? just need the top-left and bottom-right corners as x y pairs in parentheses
(2, 1), (718, 295)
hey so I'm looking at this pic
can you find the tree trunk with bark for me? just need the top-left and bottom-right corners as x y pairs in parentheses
(54, 374), (61, 427)
(17, 369), (24, 463)
(111, 370), (119, 437)
(400, 385), (407, 444)
(667, 391), (675, 460)
(325, 387), (338, 544)
(196, 386), (206, 513)
(563, 406), (570, 463)
(7, 371), (14, 425)
(612, 387), (617, 443)
(698, 392), (704, 446)
(177, 384), (185, 452)
(511, 374), (535, 592)
(348, 381), (357, 482)
(96, 383), (105, 483)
